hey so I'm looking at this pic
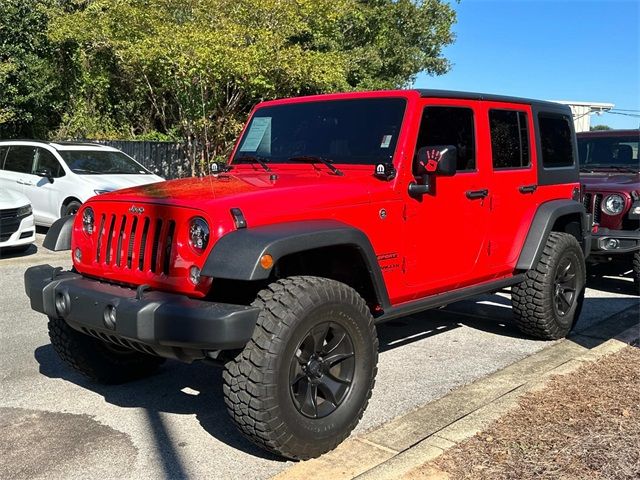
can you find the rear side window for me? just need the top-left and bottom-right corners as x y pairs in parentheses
(489, 110), (530, 169)
(0, 146), (7, 168)
(414, 106), (476, 172)
(538, 114), (574, 168)
(4, 146), (36, 173)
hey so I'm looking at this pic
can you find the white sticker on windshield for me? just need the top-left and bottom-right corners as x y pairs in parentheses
(240, 117), (271, 152)
(380, 135), (393, 148)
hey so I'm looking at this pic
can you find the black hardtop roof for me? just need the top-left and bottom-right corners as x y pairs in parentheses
(416, 89), (569, 111)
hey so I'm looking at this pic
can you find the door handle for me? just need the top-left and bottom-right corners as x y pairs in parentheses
(519, 184), (537, 194)
(466, 189), (489, 200)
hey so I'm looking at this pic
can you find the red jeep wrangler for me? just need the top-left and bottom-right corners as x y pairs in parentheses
(577, 129), (640, 288)
(25, 90), (590, 460)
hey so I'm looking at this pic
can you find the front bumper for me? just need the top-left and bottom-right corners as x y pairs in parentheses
(0, 214), (35, 248)
(24, 265), (260, 362)
(590, 228), (640, 255)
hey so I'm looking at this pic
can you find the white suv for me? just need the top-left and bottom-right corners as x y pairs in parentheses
(0, 141), (164, 226)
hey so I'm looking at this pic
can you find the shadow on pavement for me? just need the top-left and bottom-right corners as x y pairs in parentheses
(34, 343), (283, 476)
(586, 262), (638, 297)
(0, 243), (38, 259)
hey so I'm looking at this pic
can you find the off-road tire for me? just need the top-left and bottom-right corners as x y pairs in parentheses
(48, 316), (164, 384)
(222, 276), (378, 460)
(512, 232), (586, 339)
(633, 251), (640, 293)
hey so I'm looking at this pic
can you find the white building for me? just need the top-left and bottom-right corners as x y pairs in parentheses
(553, 101), (614, 132)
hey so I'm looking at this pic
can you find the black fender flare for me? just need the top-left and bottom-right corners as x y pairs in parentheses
(202, 220), (391, 308)
(43, 215), (75, 251)
(516, 199), (590, 270)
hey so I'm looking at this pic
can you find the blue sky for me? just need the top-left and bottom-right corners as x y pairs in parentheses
(414, 0), (640, 129)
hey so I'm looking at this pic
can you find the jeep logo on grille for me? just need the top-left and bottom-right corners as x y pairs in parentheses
(129, 205), (145, 214)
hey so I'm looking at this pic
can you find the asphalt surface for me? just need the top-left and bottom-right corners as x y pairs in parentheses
(0, 233), (637, 480)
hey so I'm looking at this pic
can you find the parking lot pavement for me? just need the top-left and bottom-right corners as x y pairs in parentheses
(1, 234), (638, 480)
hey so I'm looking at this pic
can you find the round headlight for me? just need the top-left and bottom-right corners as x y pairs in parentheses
(189, 217), (210, 254)
(602, 194), (625, 215)
(82, 207), (95, 235)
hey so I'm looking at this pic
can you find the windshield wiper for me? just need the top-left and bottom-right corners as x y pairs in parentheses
(606, 165), (638, 173)
(287, 155), (343, 176)
(582, 165), (637, 173)
(72, 168), (103, 174)
(234, 155), (271, 172)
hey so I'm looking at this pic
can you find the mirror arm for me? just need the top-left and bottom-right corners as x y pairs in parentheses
(408, 174), (433, 196)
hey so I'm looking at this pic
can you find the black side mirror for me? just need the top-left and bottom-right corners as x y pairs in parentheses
(415, 145), (457, 177)
(35, 168), (54, 183)
(409, 145), (457, 196)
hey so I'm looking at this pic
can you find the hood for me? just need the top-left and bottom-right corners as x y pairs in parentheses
(91, 167), (377, 224)
(580, 171), (640, 192)
(0, 187), (30, 209)
(78, 173), (164, 192)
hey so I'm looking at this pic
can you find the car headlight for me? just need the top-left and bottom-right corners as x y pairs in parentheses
(82, 207), (95, 235)
(16, 204), (32, 217)
(94, 189), (112, 195)
(188, 217), (210, 254)
(602, 194), (625, 215)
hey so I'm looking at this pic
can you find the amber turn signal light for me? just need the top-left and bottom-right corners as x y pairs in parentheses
(260, 254), (274, 269)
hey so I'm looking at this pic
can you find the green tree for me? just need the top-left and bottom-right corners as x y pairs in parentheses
(0, 0), (61, 138)
(48, 0), (457, 175)
(590, 124), (612, 131)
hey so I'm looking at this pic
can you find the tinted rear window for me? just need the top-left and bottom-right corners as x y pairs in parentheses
(538, 114), (574, 168)
(0, 147), (7, 168)
(4, 146), (36, 173)
(489, 109), (530, 169)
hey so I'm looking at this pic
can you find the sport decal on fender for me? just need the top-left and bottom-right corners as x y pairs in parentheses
(377, 252), (400, 272)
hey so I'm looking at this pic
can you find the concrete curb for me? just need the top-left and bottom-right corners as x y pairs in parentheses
(272, 304), (639, 480)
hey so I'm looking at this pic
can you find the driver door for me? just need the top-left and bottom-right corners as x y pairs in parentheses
(22, 148), (65, 225)
(403, 100), (491, 294)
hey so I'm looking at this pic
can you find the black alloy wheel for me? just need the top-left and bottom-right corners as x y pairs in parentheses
(289, 322), (355, 419)
(554, 256), (578, 316)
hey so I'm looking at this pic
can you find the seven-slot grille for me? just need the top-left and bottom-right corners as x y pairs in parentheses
(94, 212), (176, 275)
(0, 208), (23, 242)
(582, 192), (603, 224)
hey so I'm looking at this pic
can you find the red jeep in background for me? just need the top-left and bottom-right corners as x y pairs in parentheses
(25, 90), (590, 460)
(577, 129), (640, 288)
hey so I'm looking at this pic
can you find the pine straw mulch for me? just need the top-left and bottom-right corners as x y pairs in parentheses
(407, 345), (640, 480)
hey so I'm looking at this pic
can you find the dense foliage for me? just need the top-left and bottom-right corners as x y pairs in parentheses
(1, 0), (457, 176)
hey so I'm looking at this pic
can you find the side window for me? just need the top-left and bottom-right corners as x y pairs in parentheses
(35, 148), (64, 177)
(0, 146), (8, 169)
(538, 114), (574, 168)
(414, 106), (476, 173)
(4, 146), (36, 173)
(489, 110), (530, 169)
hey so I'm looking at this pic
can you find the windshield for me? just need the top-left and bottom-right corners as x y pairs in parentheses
(232, 98), (407, 166)
(577, 134), (639, 170)
(59, 150), (151, 175)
